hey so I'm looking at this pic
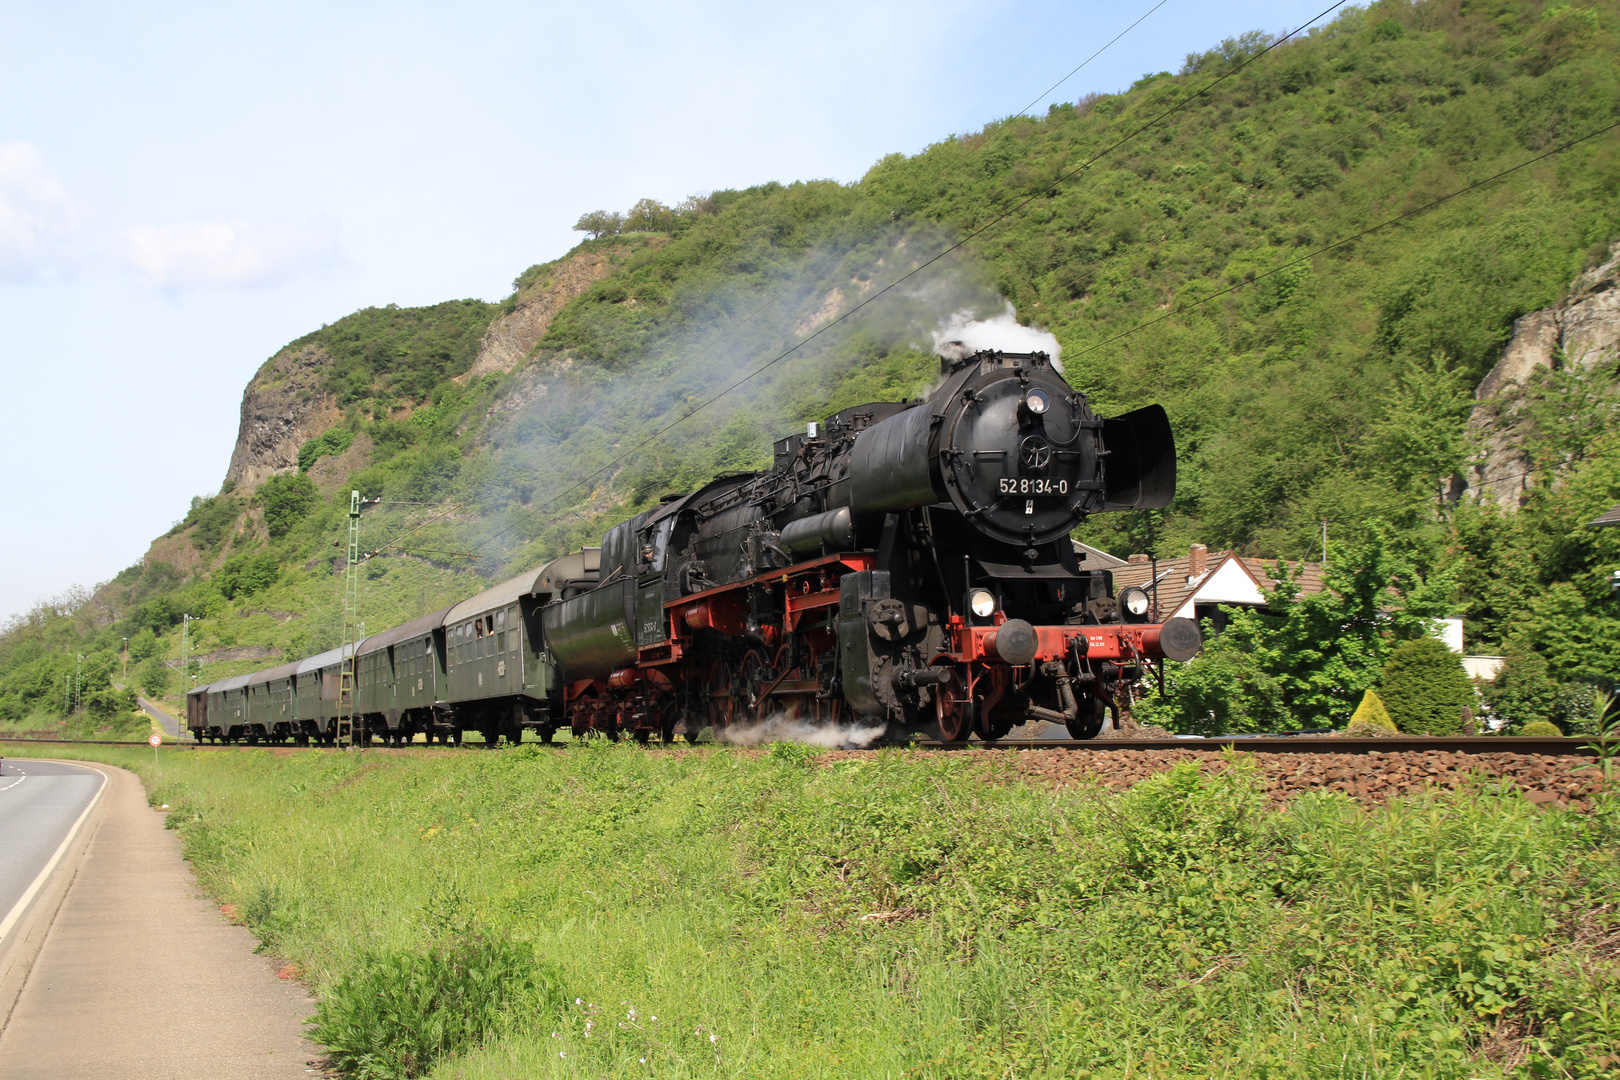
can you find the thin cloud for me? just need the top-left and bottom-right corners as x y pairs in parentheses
(119, 218), (348, 289)
(0, 142), (80, 281)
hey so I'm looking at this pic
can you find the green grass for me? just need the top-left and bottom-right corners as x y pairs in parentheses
(8, 741), (1617, 1079)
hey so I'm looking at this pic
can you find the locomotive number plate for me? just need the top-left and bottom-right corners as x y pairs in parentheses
(998, 477), (1069, 495)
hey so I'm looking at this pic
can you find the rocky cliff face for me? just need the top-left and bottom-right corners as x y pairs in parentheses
(461, 249), (618, 380)
(1457, 242), (1620, 508)
(220, 248), (620, 495)
(223, 343), (344, 493)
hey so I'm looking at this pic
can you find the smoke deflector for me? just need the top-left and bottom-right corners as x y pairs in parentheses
(1101, 405), (1176, 511)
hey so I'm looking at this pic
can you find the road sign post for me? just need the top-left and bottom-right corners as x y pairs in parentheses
(149, 733), (161, 768)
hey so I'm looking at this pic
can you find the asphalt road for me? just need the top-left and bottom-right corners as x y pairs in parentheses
(0, 760), (104, 938)
(137, 696), (180, 738)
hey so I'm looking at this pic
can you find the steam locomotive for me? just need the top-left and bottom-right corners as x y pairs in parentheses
(187, 349), (1200, 746)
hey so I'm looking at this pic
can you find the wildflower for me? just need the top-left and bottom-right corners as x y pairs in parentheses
(650, 1016), (657, 1022)
(575, 998), (582, 1005)
(559, 1051), (566, 1058)
(710, 1034), (718, 1043)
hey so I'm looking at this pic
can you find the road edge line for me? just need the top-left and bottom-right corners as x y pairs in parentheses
(0, 761), (112, 1039)
(0, 762), (109, 945)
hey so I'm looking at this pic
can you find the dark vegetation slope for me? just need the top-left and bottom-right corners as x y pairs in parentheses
(2, 0), (1616, 733)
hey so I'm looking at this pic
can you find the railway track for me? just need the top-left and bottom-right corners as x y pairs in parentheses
(4, 734), (1613, 756)
(921, 735), (1616, 756)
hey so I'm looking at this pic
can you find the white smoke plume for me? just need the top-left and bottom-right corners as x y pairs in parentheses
(718, 713), (887, 749)
(932, 301), (1064, 371)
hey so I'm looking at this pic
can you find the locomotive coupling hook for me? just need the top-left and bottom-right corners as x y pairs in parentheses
(1023, 673), (1081, 725)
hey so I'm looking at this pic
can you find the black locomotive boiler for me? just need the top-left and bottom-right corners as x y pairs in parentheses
(187, 348), (1201, 746)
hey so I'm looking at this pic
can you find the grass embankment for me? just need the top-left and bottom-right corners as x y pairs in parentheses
(8, 742), (1617, 1079)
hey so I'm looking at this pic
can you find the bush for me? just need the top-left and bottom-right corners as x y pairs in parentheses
(1129, 620), (1288, 736)
(85, 685), (137, 722)
(1484, 652), (1603, 734)
(1378, 637), (1475, 735)
(216, 551), (280, 600)
(309, 936), (562, 1079)
(1519, 720), (1563, 737)
(256, 473), (318, 539)
(1348, 688), (1396, 730)
(297, 428), (355, 472)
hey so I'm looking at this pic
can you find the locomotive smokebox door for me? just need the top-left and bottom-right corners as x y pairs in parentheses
(936, 356), (1107, 547)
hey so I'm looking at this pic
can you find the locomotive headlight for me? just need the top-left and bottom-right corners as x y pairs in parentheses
(1023, 388), (1051, 415)
(1119, 586), (1151, 623)
(968, 589), (996, 619)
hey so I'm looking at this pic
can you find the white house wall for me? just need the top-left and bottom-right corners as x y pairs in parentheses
(1169, 558), (1268, 620)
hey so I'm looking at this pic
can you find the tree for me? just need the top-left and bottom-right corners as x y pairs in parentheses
(1378, 637), (1475, 735)
(127, 627), (159, 661)
(217, 551), (280, 600)
(140, 655), (171, 698)
(1131, 623), (1288, 735)
(622, 198), (674, 233)
(257, 473), (318, 539)
(572, 210), (622, 239)
(1226, 532), (1455, 727)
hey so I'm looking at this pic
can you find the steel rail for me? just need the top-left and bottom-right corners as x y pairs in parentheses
(5, 735), (1611, 757)
(918, 736), (1615, 756)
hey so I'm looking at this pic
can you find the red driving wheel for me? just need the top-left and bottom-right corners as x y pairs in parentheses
(934, 665), (973, 742)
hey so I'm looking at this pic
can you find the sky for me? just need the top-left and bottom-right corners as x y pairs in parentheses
(0, 0), (1322, 622)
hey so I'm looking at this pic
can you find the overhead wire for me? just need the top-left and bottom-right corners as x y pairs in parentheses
(470, 0), (1351, 556)
(361, 0), (1175, 564)
(1008, 0), (1172, 118)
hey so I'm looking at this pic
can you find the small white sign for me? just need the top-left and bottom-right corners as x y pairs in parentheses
(148, 734), (162, 747)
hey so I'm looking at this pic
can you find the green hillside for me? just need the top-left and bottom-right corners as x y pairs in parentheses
(3, 0), (1617, 734)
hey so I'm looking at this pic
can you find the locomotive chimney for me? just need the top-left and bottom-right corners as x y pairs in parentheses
(1188, 544), (1208, 581)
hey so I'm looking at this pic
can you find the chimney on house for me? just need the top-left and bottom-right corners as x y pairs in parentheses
(1188, 544), (1208, 580)
(1127, 553), (1150, 564)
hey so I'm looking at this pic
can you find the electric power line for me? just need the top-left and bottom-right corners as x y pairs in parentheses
(1008, 0), (1172, 118)
(361, 0), (1178, 564)
(471, 0), (1352, 555)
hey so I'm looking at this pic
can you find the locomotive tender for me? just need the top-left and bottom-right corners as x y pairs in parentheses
(187, 349), (1201, 746)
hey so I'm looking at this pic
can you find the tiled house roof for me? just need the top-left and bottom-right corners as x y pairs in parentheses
(1108, 546), (1324, 622)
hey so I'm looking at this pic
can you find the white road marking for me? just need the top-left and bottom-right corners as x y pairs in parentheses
(0, 764), (108, 948)
(0, 767), (25, 793)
